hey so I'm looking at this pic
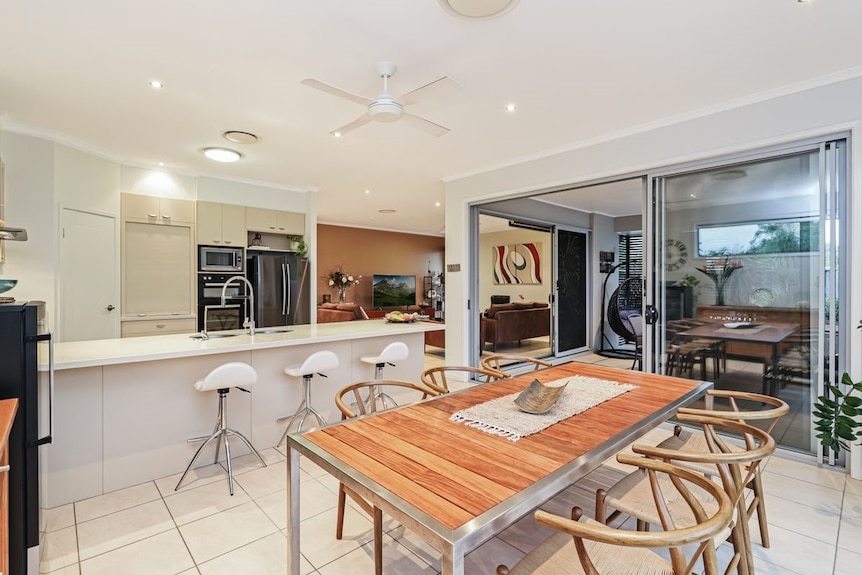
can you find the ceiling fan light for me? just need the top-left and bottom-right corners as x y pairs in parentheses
(439, 0), (520, 19)
(201, 147), (242, 162)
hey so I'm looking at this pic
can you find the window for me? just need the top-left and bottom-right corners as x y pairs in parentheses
(696, 217), (818, 257)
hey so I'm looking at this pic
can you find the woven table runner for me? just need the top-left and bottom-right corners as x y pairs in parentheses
(450, 376), (636, 441)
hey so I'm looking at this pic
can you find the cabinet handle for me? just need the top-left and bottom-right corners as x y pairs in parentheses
(156, 324), (166, 328)
(268, 226), (276, 230)
(147, 213), (158, 218)
(162, 214), (171, 220)
(224, 240), (232, 244)
(213, 240), (221, 244)
(0, 465), (9, 473)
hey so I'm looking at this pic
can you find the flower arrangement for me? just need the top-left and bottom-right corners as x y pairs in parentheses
(695, 257), (742, 306)
(326, 265), (361, 302)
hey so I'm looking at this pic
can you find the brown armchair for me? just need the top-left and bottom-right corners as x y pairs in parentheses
(480, 301), (550, 351)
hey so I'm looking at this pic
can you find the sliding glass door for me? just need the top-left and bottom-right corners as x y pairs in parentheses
(648, 140), (847, 456)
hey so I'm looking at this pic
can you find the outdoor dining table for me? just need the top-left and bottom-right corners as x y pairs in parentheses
(286, 361), (710, 575)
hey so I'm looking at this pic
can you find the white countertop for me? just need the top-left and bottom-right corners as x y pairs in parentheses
(44, 319), (444, 370)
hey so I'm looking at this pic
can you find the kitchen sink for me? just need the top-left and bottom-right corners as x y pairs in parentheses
(256, 328), (292, 334)
(189, 333), (240, 340)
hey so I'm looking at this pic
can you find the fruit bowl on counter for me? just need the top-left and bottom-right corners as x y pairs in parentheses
(384, 312), (418, 323)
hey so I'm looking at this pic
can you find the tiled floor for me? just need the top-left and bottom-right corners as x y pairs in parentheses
(39, 352), (862, 574)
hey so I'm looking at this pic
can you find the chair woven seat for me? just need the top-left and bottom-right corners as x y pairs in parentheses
(502, 526), (675, 575)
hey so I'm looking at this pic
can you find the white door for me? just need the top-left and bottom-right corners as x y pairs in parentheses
(59, 207), (118, 341)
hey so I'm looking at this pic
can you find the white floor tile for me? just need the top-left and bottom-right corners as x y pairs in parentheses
(178, 500), (279, 564)
(41, 565), (80, 575)
(163, 478), (252, 526)
(761, 470), (845, 509)
(77, 500), (174, 561)
(42, 504), (75, 533)
(316, 536), (436, 575)
(845, 476), (862, 498)
(154, 462), (229, 497)
(466, 535), (525, 574)
(197, 531), (287, 575)
(298, 505), (373, 568)
(40, 525), (78, 573)
(233, 458), (286, 500)
(74, 482), (161, 523)
(837, 492), (862, 551)
(763, 492), (841, 545)
(766, 456), (846, 491)
(749, 522), (836, 575)
(834, 546), (862, 575)
(79, 530), (194, 575)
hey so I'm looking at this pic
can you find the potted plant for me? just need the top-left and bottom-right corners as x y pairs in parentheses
(814, 320), (862, 454)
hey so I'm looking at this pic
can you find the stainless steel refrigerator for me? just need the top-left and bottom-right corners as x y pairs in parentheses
(246, 249), (310, 327)
(0, 301), (53, 575)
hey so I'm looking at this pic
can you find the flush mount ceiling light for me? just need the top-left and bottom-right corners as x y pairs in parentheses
(505, 103), (517, 112)
(222, 130), (260, 144)
(439, 0), (520, 19)
(711, 169), (747, 181)
(201, 147), (242, 163)
(149, 80), (163, 89)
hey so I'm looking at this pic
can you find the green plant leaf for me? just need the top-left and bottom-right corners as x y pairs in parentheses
(844, 396), (862, 408)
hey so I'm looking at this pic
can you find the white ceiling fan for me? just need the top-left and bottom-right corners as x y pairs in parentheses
(301, 62), (456, 137)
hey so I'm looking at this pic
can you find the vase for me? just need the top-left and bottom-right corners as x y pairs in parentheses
(715, 287), (725, 306)
(338, 286), (347, 302)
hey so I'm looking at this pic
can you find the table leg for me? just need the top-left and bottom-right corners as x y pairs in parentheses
(442, 543), (464, 575)
(287, 446), (300, 575)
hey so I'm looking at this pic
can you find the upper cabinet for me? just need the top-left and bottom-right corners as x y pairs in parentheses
(196, 201), (246, 246)
(122, 194), (195, 224)
(246, 207), (305, 235)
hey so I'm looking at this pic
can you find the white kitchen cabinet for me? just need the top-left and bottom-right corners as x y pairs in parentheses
(122, 221), (195, 317)
(120, 317), (196, 337)
(245, 207), (304, 235)
(122, 194), (195, 224)
(196, 201), (246, 246)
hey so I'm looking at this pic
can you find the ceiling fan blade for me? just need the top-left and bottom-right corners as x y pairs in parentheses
(401, 113), (450, 137)
(301, 78), (372, 107)
(399, 76), (458, 106)
(330, 113), (373, 136)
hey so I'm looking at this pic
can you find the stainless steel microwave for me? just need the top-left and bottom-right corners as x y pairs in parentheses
(198, 245), (244, 272)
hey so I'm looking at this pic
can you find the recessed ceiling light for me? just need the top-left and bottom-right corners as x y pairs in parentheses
(332, 131), (342, 138)
(149, 80), (163, 89)
(222, 130), (260, 144)
(689, 193), (697, 198)
(158, 162), (164, 167)
(506, 103), (517, 112)
(439, 0), (520, 19)
(378, 209), (397, 214)
(365, 189), (370, 194)
(435, 202), (441, 207)
(201, 147), (242, 163)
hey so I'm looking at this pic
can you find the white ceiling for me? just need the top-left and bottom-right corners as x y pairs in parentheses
(1, 1), (860, 235)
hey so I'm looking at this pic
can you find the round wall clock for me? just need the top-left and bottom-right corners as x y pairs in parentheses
(664, 238), (688, 271)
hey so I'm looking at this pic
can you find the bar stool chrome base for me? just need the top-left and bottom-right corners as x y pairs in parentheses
(277, 350), (339, 445)
(277, 374), (327, 445)
(175, 387), (266, 495)
(360, 342), (409, 411)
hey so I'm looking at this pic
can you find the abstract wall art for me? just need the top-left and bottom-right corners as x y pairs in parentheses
(492, 242), (542, 284)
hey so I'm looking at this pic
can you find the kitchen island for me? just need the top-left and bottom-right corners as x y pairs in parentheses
(39, 320), (440, 507)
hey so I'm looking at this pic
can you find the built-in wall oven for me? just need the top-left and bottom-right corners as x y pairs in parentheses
(197, 273), (248, 332)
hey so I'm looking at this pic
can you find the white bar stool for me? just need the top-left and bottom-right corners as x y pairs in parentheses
(175, 362), (266, 495)
(278, 350), (339, 444)
(360, 341), (408, 409)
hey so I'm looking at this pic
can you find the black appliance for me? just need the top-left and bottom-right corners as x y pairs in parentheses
(0, 301), (53, 575)
(246, 249), (310, 327)
(665, 284), (694, 321)
(197, 273), (248, 332)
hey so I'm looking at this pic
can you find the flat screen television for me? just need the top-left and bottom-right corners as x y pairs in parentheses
(372, 274), (416, 308)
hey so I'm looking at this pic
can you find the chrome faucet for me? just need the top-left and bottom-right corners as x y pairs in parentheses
(221, 276), (255, 336)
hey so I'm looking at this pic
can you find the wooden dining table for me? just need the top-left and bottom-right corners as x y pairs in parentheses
(285, 362), (710, 575)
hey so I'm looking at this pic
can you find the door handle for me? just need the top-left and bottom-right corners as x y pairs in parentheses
(644, 305), (658, 325)
(106, 304), (116, 311)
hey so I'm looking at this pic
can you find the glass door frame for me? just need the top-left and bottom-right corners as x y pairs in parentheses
(644, 135), (849, 461)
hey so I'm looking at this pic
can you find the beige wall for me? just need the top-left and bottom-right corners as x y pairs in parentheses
(317, 224), (444, 310)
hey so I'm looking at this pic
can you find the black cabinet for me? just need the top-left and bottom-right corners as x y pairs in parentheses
(665, 285), (693, 320)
